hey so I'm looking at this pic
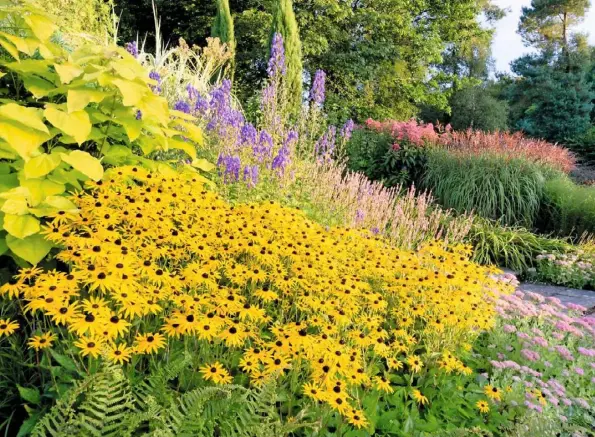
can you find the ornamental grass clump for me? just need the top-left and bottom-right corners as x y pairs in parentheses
(424, 151), (547, 227)
(440, 130), (575, 175)
(0, 166), (511, 433)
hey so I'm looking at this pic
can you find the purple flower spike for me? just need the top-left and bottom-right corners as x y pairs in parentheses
(309, 70), (326, 105)
(149, 71), (162, 94)
(187, 85), (199, 101)
(267, 33), (286, 77)
(241, 123), (258, 146)
(340, 119), (355, 141)
(174, 101), (191, 114)
(126, 41), (138, 58)
(219, 154), (241, 183)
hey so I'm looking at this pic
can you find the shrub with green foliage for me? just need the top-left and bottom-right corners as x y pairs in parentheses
(346, 127), (429, 187)
(541, 175), (595, 237)
(0, 1), (203, 265)
(424, 150), (548, 227)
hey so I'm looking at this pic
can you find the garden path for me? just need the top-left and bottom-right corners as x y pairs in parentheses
(518, 282), (595, 312)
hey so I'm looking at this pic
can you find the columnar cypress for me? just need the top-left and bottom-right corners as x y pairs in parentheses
(270, 0), (303, 114)
(211, 0), (235, 77)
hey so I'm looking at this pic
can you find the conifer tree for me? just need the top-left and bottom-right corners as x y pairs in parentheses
(211, 0), (235, 78)
(270, 0), (303, 114)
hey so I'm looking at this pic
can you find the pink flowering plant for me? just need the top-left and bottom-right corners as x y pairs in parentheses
(473, 290), (595, 433)
(530, 251), (595, 290)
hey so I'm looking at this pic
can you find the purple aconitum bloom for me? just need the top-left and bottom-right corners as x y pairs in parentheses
(267, 33), (286, 77)
(218, 154), (241, 183)
(149, 71), (162, 94)
(174, 101), (191, 114)
(272, 130), (297, 175)
(240, 123), (258, 147)
(253, 130), (273, 161)
(125, 41), (138, 58)
(135, 110), (142, 120)
(243, 165), (259, 188)
(309, 70), (326, 105)
(194, 96), (209, 115)
(187, 84), (199, 101)
(315, 125), (337, 157)
(340, 119), (355, 141)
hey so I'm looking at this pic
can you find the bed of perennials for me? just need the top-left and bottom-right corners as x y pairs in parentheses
(0, 166), (511, 429)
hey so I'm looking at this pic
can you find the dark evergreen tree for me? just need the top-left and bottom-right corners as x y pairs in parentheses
(506, 50), (594, 142)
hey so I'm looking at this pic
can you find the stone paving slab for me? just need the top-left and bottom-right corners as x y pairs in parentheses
(518, 282), (595, 309)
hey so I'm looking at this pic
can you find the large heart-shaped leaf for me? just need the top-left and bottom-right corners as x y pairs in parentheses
(60, 150), (103, 181)
(6, 233), (52, 265)
(44, 106), (91, 145)
(24, 153), (61, 179)
(3, 213), (40, 238)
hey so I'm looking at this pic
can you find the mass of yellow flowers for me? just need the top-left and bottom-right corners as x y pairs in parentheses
(0, 166), (510, 428)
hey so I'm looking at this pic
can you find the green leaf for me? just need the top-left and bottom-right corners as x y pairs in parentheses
(1, 198), (29, 215)
(169, 138), (197, 160)
(50, 350), (80, 373)
(0, 173), (18, 191)
(0, 36), (19, 60)
(60, 150), (103, 181)
(0, 236), (7, 255)
(29, 196), (79, 217)
(54, 62), (83, 84)
(23, 76), (56, 99)
(24, 153), (61, 179)
(3, 214), (40, 238)
(23, 14), (57, 41)
(0, 103), (49, 133)
(46, 168), (82, 190)
(111, 78), (147, 106)
(0, 32), (38, 56)
(102, 145), (133, 166)
(67, 88), (110, 113)
(16, 411), (41, 437)
(17, 385), (41, 405)
(16, 412), (41, 437)
(7, 233), (52, 265)
(44, 106), (91, 145)
(0, 120), (49, 159)
(20, 179), (65, 206)
(191, 158), (215, 172)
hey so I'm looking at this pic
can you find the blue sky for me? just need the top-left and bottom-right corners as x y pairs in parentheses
(491, 0), (595, 73)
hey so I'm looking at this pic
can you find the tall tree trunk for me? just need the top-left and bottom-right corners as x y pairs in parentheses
(562, 11), (570, 72)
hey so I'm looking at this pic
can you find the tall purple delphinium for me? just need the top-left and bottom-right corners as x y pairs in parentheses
(174, 100), (191, 114)
(267, 33), (286, 77)
(243, 165), (259, 188)
(187, 84), (199, 101)
(314, 125), (337, 160)
(309, 70), (326, 106)
(125, 41), (138, 58)
(272, 130), (297, 176)
(149, 71), (162, 94)
(340, 119), (355, 142)
(217, 154), (241, 183)
(253, 131), (273, 162)
(240, 123), (258, 147)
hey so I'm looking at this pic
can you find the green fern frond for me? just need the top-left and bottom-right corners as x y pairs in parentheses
(32, 364), (137, 437)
